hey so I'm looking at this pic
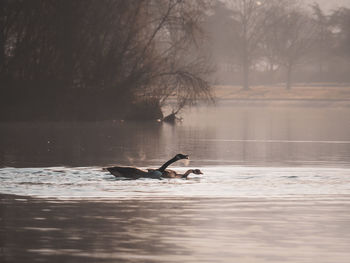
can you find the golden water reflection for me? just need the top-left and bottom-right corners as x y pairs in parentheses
(2, 195), (350, 263)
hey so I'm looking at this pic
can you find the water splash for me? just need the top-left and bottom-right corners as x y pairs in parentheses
(1, 166), (350, 199)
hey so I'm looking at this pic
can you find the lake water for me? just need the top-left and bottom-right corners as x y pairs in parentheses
(1, 101), (350, 262)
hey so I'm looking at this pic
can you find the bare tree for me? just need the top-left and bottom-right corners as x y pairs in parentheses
(262, 3), (316, 89)
(0, 1), (4, 72)
(311, 3), (333, 79)
(331, 7), (350, 58)
(135, 0), (213, 115)
(226, 0), (278, 90)
(0, 0), (213, 121)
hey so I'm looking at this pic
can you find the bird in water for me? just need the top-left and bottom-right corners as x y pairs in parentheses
(160, 168), (203, 179)
(105, 153), (189, 179)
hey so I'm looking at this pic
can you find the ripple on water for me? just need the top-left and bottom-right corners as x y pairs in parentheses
(0, 166), (350, 199)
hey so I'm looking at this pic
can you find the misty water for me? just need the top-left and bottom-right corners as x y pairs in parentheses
(1, 101), (350, 262)
(1, 100), (350, 198)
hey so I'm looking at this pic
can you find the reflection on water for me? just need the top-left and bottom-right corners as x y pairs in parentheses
(1, 101), (350, 168)
(1, 102), (350, 263)
(2, 195), (350, 263)
(1, 166), (350, 198)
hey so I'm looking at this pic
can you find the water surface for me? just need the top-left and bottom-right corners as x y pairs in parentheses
(0, 166), (349, 199)
(1, 101), (350, 168)
(2, 195), (350, 263)
(1, 101), (350, 263)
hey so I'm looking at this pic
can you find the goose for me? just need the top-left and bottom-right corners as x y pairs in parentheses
(161, 169), (203, 179)
(105, 153), (189, 179)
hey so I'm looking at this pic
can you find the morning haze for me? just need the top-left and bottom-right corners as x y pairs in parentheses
(311, 0), (350, 11)
(1, 1), (350, 263)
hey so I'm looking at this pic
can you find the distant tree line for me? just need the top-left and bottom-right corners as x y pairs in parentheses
(2, 0), (349, 122)
(0, 0), (212, 121)
(205, 0), (350, 89)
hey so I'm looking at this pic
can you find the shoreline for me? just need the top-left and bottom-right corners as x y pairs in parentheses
(213, 85), (350, 102)
(215, 98), (350, 107)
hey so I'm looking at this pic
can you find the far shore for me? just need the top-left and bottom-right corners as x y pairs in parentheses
(213, 84), (350, 101)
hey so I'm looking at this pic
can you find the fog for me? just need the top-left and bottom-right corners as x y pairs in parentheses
(1, 0), (350, 121)
(311, 0), (350, 12)
(1, 2), (350, 263)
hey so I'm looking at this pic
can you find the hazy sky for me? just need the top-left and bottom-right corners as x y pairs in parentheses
(308, 0), (350, 12)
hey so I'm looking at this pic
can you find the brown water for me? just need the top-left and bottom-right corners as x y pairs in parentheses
(1, 101), (350, 262)
(1, 195), (350, 263)
(1, 101), (350, 168)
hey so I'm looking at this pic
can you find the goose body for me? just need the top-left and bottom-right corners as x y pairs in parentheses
(105, 154), (188, 179)
(105, 166), (162, 179)
(161, 169), (203, 179)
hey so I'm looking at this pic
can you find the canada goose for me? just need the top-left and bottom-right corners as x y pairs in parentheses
(105, 153), (189, 179)
(161, 169), (203, 179)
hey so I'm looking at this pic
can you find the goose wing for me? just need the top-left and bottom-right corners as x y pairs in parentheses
(161, 169), (178, 178)
(106, 166), (147, 178)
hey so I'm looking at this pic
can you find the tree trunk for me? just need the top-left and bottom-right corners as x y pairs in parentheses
(286, 64), (292, 90)
(0, 30), (4, 73)
(242, 53), (250, 90)
(318, 55), (324, 81)
(268, 62), (275, 85)
(0, 2), (5, 73)
(241, 3), (249, 91)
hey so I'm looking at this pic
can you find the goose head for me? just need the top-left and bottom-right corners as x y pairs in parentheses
(192, 169), (203, 175)
(175, 153), (189, 160)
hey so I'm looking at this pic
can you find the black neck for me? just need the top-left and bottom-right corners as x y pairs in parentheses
(157, 156), (178, 172)
(181, 170), (192, 178)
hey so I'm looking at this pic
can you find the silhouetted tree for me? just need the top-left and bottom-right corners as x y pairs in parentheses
(330, 7), (350, 58)
(226, 0), (279, 90)
(0, 0), (212, 121)
(128, 0), (213, 116)
(0, 1), (4, 72)
(262, 3), (316, 89)
(203, 2), (236, 73)
(311, 3), (332, 79)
